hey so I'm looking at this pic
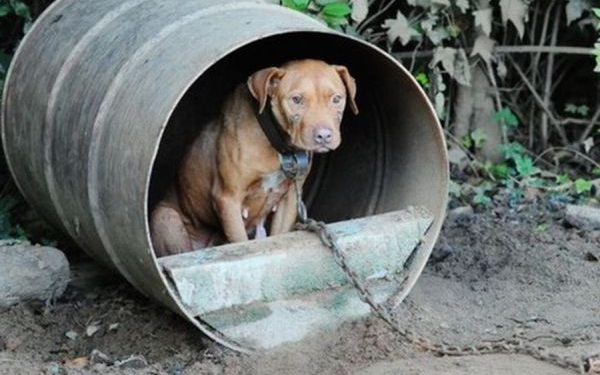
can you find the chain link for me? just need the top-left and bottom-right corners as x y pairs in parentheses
(293, 180), (586, 373)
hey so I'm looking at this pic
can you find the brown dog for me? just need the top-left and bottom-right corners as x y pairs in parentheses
(150, 59), (358, 256)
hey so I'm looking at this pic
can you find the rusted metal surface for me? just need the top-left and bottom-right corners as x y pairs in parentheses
(2, 0), (448, 352)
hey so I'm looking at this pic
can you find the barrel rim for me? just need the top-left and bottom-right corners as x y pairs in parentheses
(144, 28), (449, 352)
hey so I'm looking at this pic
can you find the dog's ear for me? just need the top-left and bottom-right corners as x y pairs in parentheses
(247, 67), (286, 113)
(333, 65), (359, 115)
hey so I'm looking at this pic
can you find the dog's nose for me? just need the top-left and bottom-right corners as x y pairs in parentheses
(313, 127), (333, 145)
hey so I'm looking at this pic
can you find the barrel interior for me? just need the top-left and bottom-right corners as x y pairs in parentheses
(149, 32), (446, 245)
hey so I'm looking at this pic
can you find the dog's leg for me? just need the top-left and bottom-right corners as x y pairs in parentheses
(150, 205), (193, 256)
(214, 195), (249, 242)
(269, 190), (298, 236)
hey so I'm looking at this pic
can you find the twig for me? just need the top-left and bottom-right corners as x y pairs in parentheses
(578, 106), (600, 143)
(560, 115), (600, 126)
(535, 147), (600, 168)
(392, 45), (594, 60)
(409, 39), (423, 72)
(506, 56), (569, 145)
(443, 131), (481, 178)
(357, 0), (398, 34)
(530, 1), (555, 148)
(544, 178), (600, 192)
(540, 7), (561, 149)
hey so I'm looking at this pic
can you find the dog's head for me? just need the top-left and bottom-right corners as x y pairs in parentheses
(247, 59), (358, 153)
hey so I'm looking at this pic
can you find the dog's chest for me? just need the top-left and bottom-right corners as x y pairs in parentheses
(261, 170), (288, 193)
(244, 169), (291, 218)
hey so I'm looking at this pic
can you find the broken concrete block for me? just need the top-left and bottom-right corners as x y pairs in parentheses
(158, 208), (434, 348)
(159, 208), (433, 316)
(565, 205), (600, 230)
(0, 242), (70, 307)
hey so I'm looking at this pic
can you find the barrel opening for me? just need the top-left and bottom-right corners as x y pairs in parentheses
(148, 31), (447, 251)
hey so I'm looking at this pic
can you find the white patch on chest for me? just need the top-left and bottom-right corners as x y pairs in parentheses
(261, 170), (287, 192)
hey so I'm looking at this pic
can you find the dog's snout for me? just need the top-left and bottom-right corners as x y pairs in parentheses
(313, 127), (333, 145)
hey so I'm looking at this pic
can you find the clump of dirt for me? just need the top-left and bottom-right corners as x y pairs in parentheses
(0, 203), (599, 374)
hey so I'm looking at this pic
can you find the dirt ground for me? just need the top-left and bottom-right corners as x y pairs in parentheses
(1, 201), (599, 375)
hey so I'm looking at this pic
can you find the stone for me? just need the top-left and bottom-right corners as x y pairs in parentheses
(447, 205), (474, 223)
(0, 242), (69, 307)
(565, 205), (600, 230)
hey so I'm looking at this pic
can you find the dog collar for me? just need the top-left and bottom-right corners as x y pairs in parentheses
(255, 99), (312, 180)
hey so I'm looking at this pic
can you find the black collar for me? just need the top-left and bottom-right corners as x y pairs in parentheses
(255, 99), (312, 180)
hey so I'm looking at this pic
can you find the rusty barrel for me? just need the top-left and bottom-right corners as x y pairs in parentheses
(1, 0), (448, 351)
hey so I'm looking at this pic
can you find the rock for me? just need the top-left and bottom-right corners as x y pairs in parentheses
(89, 349), (113, 365)
(430, 236), (454, 263)
(0, 242), (69, 307)
(447, 205), (474, 223)
(565, 205), (600, 230)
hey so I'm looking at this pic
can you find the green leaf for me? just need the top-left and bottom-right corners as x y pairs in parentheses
(448, 180), (461, 197)
(493, 107), (519, 128)
(528, 178), (545, 188)
(576, 105), (590, 116)
(473, 186), (493, 207)
(564, 103), (579, 114)
(593, 8), (600, 18)
(574, 178), (593, 194)
(446, 24), (461, 38)
(282, 0), (310, 11)
(462, 134), (472, 149)
(0, 4), (11, 17)
(322, 1), (352, 17)
(514, 154), (539, 177)
(315, 0), (339, 4)
(492, 163), (509, 178)
(321, 14), (348, 27)
(9, 0), (30, 19)
(592, 167), (600, 176)
(500, 142), (526, 161)
(470, 128), (487, 149)
(556, 173), (571, 184)
(415, 72), (430, 87)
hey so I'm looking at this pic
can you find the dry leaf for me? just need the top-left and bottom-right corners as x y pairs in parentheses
(63, 357), (89, 369)
(500, 0), (528, 39)
(566, 0), (591, 25)
(456, 0), (470, 13)
(496, 57), (508, 79)
(583, 137), (595, 154)
(473, 8), (493, 36)
(431, 47), (457, 77)
(86, 322), (101, 337)
(471, 35), (496, 65)
(65, 330), (78, 341)
(350, 0), (368, 23)
(383, 11), (419, 45)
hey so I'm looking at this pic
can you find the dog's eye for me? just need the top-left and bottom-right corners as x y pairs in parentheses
(291, 95), (304, 105)
(332, 94), (343, 104)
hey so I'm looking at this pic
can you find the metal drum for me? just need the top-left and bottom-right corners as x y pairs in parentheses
(1, 0), (448, 351)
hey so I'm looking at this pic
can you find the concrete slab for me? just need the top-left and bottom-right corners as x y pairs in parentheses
(158, 208), (433, 349)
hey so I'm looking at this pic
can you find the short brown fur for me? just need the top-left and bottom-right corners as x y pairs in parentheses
(151, 59), (358, 256)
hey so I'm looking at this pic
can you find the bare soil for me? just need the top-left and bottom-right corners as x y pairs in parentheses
(1, 202), (599, 375)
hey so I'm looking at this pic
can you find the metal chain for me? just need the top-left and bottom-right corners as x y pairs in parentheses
(293, 180), (585, 374)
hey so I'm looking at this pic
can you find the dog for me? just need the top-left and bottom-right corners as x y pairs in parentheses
(150, 59), (358, 256)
